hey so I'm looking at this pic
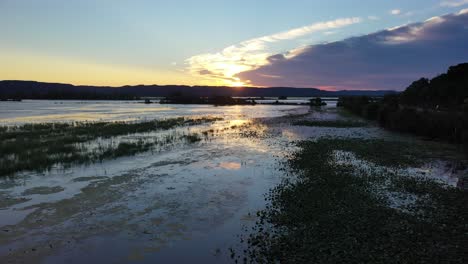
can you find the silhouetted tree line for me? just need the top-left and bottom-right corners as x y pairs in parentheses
(160, 95), (256, 105)
(337, 63), (468, 152)
(400, 63), (468, 110)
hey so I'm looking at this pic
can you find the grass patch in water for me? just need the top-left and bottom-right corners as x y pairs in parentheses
(98, 141), (154, 160)
(306, 138), (437, 167)
(237, 138), (467, 263)
(182, 133), (202, 143)
(293, 120), (368, 128)
(0, 117), (221, 176)
(22, 186), (65, 196)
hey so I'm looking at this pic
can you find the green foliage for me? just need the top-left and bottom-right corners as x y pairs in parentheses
(239, 138), (467, 263)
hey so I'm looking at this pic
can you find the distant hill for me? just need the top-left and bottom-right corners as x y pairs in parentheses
(0, 80), (396, 100)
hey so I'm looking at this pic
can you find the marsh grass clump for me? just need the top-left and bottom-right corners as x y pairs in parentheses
(239, 138), (467, 263)
(0, 117), (221, 176)
(293, 120), (368, 128)
(98, 141), (153, 160)
(182, 133), (202, 143)
(314, 138), (436, 168)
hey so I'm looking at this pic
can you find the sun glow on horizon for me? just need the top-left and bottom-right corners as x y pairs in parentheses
(187, 17), (362, 87)
(0, 51), (200, 87)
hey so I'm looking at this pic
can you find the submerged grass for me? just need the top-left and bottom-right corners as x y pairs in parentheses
(313, 138), (442, 167)
(0, 117), (221, 176)
(238, 138), (467, 263)
(182, 133), (202, 143)
(293, 120), (368, 128)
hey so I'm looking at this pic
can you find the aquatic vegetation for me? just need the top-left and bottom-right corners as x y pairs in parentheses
(0, 117), (221, 176)
(0, 196), (31, 209)
(98, 141), (154, 160)
(293, 120), (368, 128)
(22, 186), (65, 195)
(314, 138), (453, 167)
(182, 133), (202, 143)
(238, 138), (467, 263)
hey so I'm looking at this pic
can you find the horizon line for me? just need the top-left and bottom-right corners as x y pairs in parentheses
(0, 80), (398, 92)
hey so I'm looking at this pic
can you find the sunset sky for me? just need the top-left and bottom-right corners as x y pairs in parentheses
(1, 0), (468, 90)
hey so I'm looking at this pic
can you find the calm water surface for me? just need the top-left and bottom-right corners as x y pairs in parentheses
(0, 100), (309, 263)
(0, 100), (305, 124)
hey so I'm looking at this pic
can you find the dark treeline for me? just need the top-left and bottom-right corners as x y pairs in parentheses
(159, 95), (323, 106)
(0, 80), (395, 99)
(400, 63), (468, 110)
(160, 95), (257, 105)
(338, 63), (468, 152)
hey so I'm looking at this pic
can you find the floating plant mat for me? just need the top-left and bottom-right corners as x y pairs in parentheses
(237, 138), (467, 263)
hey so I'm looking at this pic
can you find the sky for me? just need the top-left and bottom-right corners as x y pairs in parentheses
(1, 0), (468, 90)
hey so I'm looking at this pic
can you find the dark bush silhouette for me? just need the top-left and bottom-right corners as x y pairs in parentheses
(400, 63), (468, 110)
(338, 63), (468, 153)
(309, 97), (327, 107)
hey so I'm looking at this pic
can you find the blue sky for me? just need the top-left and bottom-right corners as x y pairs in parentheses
(1, 0), (467, 89)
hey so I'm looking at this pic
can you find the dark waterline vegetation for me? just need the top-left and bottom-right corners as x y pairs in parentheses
(338, 63), (468, 154)
(293, 120), (368, 128)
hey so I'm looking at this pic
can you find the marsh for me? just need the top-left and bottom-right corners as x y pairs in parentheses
(1, 100), (466, 263)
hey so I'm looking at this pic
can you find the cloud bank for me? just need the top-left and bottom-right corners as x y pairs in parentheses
(237, 9), (468, 90)
(187, 17), (361, 86)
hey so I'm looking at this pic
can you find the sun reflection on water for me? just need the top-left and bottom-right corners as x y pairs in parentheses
(219, 162), (242, 170)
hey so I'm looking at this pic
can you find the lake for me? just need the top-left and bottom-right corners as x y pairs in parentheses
(0, 100), (310, 263)
(0, 100), (309, 124)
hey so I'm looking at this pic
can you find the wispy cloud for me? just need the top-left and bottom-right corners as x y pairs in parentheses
(187, 17), (362, 86)
(390, 9), (402, 15)
(440, 0), (468, 7)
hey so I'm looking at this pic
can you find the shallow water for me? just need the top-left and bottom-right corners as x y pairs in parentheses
(0, 100), (306, 124)
(1, 101), (462, 263)
(0, 101), (308, 263)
